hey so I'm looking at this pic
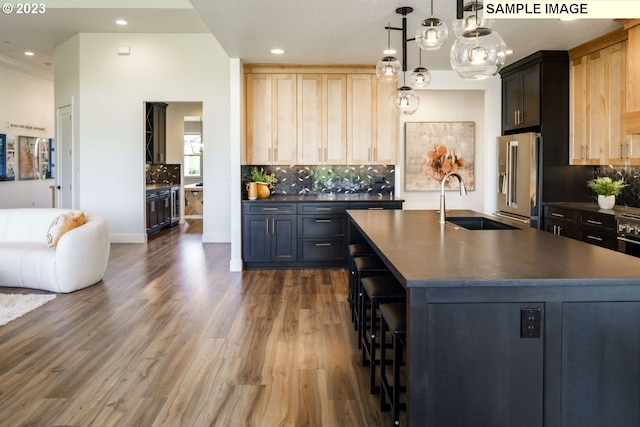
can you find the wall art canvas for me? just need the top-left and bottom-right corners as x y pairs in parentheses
(404, 122), (475, 191)
(18, 136), (50, 180)
(0, 134), (15, 181)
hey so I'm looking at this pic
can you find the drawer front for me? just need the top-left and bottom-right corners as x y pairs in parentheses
(580, 228), (618, 250)
(244, 203), (296, 214)
(579, 212), (615, 231)
(299, 240), (346, 261)
(298, 203), (348, 214)
(299, 216), (345, 238)
(544, 206), (575, 223)
(349, 201), (403, 210)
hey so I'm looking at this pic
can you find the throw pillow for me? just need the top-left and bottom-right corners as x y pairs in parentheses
(53, 212), (86, 248)
(46, 213), (70, 247)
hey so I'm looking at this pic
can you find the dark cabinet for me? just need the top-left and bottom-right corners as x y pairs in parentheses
(146, 188), (171, 236)
(145, 102), (167, 164)
(502, 64), (540, 132)
(543, 203), (617, 250)
(298, 203), (348, 263)
(543, 205), (578, 239)
(427, 303), (544, 426)
(242, 204), (297, 264)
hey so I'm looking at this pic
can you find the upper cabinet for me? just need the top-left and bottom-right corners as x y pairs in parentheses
(244, 66), (396, 166)
(246, 74), (297, 165)
(502, 63), (540, 132)
(145, 102), (167, 164)
(569, 30), (638, 165)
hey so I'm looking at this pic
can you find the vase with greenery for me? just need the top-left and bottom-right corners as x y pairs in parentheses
(587, 176), (627, 209)
(250, 167), (277, 199)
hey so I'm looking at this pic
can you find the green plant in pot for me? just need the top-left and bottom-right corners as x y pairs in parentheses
(250, 167), (277, 199)
(587, 176), (627, 209)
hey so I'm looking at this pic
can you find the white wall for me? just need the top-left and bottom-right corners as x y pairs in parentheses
(54, 33), (230, 243)
(0, 66), (55, 208)
(396, 70), (502, 216)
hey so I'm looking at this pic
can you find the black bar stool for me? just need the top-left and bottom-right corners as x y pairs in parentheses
(352, 255), (388, 338)
(360, 275), (405, 394)
(348, 243), (375, 322)
(379, 301), (407, 426)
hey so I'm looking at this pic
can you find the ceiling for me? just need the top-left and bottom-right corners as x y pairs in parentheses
(0, 0), (624, 81)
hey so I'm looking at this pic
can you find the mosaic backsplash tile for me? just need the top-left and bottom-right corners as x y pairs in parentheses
(146, 163), (181, 185)
(241, 165), (395, 197)
(594, 166), (640, 208)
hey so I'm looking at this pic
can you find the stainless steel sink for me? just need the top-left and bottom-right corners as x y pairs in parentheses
(447, 216), (519, 230)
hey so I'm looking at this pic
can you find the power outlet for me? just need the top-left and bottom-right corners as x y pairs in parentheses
(520, 308), (541, 338)
(374, 175), (385, 184)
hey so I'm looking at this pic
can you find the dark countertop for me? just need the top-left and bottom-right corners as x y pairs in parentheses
(146, 183), (179, 191)
(348, 209), (640, 288)
(243, 195), (403, 202)
(545, 201), (640, 217)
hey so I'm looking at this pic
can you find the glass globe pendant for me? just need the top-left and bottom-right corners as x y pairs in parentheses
(376, 56), (401, 82)
(409, 49), (431, 89)
(450, 30), (507, 80)
(391, 80), (420, 116)
(452, 0), (494, 39)
(416, 0), (448, 50)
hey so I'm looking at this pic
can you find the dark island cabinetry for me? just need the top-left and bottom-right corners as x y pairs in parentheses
(242, 198), (402, 269)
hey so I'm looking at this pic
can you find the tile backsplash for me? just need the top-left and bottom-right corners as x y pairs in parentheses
(594, 166), (640, 208)
(146, 164), (181, 185)
(241, 165), (395, 197)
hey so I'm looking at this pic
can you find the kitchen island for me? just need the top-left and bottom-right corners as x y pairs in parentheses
(348, 209), (640, 427)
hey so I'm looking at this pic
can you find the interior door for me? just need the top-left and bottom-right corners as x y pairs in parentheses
(56, 104), (74, 208)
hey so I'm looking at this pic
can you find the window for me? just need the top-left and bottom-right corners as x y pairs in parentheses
(183, 116), (202, 178)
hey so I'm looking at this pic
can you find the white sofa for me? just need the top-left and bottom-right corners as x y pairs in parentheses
(0, 208), (110, 293)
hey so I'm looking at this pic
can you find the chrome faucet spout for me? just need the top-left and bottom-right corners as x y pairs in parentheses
(439, 172), (467, 224)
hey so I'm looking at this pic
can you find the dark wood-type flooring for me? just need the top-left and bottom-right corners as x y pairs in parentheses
(0, 220), (392, 427)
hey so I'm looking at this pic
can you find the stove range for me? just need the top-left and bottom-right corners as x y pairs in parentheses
(617, 211), (640, 257)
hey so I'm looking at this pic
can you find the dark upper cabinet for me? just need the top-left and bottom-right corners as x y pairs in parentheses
(502, 64), (540, 132)
(145, 102), (167, 164)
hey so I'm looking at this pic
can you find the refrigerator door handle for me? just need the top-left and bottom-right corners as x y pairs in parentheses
(507, 141), (518, 208)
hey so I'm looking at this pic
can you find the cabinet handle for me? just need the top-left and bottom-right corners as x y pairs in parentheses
(315, 207), (331, 211)
(514, 110), (518, 125)
(519, 110), (523, 124)
(367, 207), (384, 210)
(551, 212), (565, 218)
(318, 148), (322, 162)
(274, 147), (278, 162)
(266, 218), (269, 234)
(586, 219), (603, 225)
(164, 198), (169, 208)
(368, 147), (372, 162)
(151, 201), (156, 212)
(268, 148), (272, 162)
(272, 219), (275, 233)
(324, 147), (328, 162)
(315, 243), (332, 246)
(557, 225), (563, 235)
(373, 147), (377, 161)
(263, 207), (279, 211)
(621, 143), (625, 160)
(586, 235), (603, 242)
(315, 219), (332, 223)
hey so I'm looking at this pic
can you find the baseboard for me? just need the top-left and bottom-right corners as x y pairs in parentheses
(229, 258), (243, 272)
(202, 233), (230, 243)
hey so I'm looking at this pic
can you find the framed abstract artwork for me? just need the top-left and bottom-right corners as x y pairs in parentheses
(404, 121), (475, 191)
(18, 136), (50, 180)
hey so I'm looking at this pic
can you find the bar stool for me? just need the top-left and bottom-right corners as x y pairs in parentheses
(360, 275), (405, 394)
(352, 255), (389, 334)
(348, 243), (375, 322)
(379, 301), (407, 426)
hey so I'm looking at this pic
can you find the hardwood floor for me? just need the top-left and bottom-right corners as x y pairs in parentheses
(0, 221), (392, 427)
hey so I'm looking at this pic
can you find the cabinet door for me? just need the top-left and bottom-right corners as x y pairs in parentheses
(242, 214), (270, 262)
(570, 57), (588, 164)
(520, 65), (540, 128)
(503, 72), (522, 131)
(347, 74), (375, 164)
(246, 74), (273, 164)
(297, 74), (323, 164)
(427, 303), (544, 427)
(375, 79), (397, 164)
(323, 74), (347, 164)
(272, 74), (297, 165)
(586, 51), (606, 165)
(271, 215), (297, 261)
(606, 42), (630, 165)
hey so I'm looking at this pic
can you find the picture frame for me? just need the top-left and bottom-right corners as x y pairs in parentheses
(404, 121), (475, 191)
(18, 136), (50, 180)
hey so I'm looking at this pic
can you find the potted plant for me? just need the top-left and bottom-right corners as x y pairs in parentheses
(250, 167), (277, 199)
(587, 176), (627, 209)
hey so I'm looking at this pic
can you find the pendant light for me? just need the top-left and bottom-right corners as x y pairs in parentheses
(416, 0), (448, 50)
(376, 24), (401, 82)
(409, 49), (431, 89)
(391, 73), (420, 115)
(450, 0), (506, 80)
(452, 0), (494, 39)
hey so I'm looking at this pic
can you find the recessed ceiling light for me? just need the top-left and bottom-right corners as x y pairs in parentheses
(270, 48), (285, 55)
(24, 51), (34, 56)
(116, 19), (127, 26)
(384, 48), (397, 55)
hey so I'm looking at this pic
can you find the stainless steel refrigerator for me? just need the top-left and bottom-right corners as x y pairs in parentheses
(496, 132), (592, 229)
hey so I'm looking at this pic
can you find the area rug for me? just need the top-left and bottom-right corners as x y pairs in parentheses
(0, 294), (57, 327)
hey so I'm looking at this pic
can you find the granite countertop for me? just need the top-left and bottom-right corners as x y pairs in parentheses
(243, 194), (403, 202)
(348, 209), (640, 288)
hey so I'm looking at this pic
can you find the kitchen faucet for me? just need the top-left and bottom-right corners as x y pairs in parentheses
(439, 172), (467, 224)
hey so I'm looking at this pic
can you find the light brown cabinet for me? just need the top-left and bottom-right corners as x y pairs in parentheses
(246, 74), (297, 165)
(570, 41), (637, 165)
(245, 66), (396, 166)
